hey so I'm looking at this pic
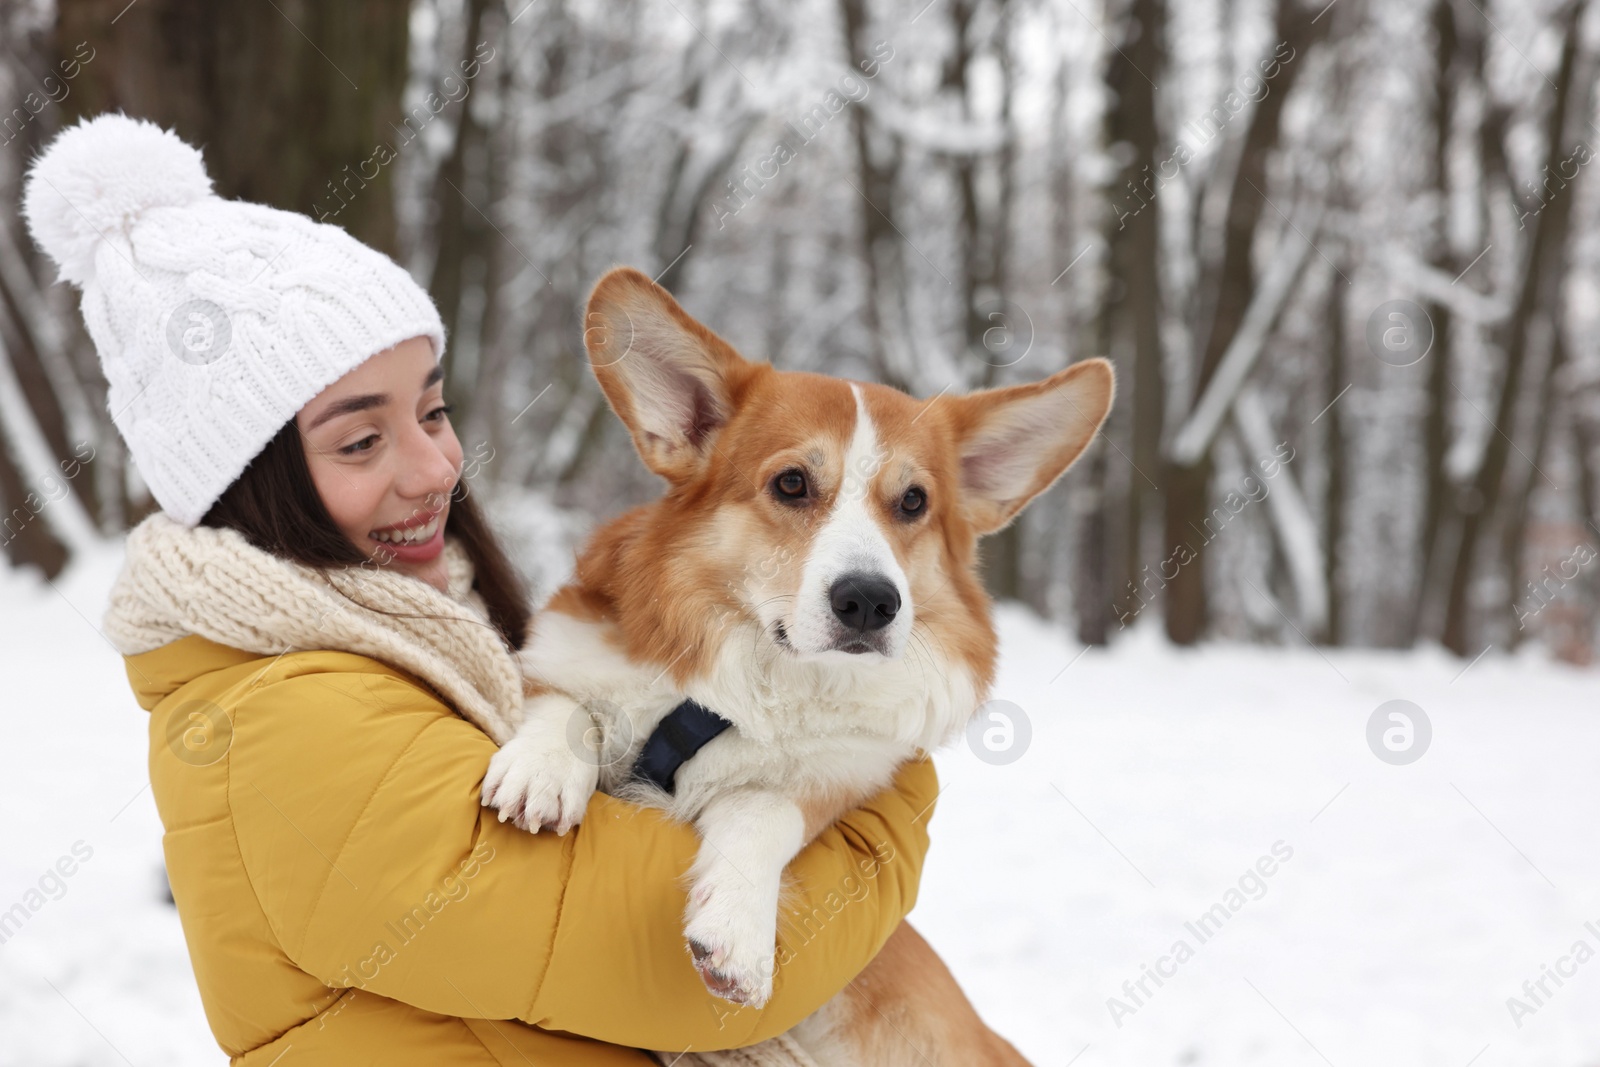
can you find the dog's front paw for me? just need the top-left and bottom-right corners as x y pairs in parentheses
(683, 877), (778, 1007)
(482, 733), (598, 835)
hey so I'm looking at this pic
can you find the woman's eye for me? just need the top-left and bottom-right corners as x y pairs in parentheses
(339, 434), (379, 456)
(425, 403), (455, 423)
(773, 470), (808, 499)
(899, 487), (926, 516)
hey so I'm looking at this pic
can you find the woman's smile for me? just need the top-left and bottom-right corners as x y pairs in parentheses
(369, 504), (449, 563)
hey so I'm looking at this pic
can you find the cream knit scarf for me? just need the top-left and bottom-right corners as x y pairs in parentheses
(102, 511), (524, 744)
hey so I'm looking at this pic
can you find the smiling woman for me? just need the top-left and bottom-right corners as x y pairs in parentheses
(24, 112), (939, 1067)
(295, 341), (461, 590)
(198, 336), (529, 649)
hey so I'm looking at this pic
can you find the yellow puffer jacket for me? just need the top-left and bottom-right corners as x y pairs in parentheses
(128, 633), (938, 1064)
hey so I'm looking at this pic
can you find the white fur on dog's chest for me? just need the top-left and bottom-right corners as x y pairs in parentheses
(520, 610), (977, 815)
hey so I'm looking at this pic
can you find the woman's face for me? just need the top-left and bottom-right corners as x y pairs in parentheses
(296, 336), (463, 593)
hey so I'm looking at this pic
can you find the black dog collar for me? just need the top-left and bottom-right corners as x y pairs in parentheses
(629, 698), (734, 795)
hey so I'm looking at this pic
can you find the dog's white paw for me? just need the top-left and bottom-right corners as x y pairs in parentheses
(683, 874), (778, 1007)
(482, 733), (598, 835)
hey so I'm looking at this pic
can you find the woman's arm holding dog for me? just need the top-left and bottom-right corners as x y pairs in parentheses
(225, 669), (939, 1050)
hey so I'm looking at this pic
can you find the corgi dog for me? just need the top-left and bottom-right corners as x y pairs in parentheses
(483, 267), (1113, 1064)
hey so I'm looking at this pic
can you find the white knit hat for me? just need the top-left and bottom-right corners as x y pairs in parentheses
(22, 113), (446, 526)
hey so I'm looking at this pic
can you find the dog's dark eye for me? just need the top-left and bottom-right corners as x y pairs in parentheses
(899, 487), (926, 516)
(773, 470), (808, 500)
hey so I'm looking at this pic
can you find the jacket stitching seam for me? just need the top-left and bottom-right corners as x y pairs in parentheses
(216, 660), (418, 960)
(222, 664), (305, 955)
(294, 701), (440, 959)
(458, 1016), (503, 1061)
(523, 822), (580, 1019)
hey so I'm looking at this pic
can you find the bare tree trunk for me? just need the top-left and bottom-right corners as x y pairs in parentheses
(1105, 0), (1165, 635)
(1412, 0), (1462, 642)
(0, 435), (68, 578)
(61, 0), (412, 256)
(1500, 313), (1567, 650)
(1076, 0), (1167, 645)
(0, 275), (70, 467)
(840, 0), (911, 392)
(945, 1), (1029, 601)
(1576, 399), (1598, 533)
(1047, 53), (1092, 627)
(428, 0), (496, 431)
(1074, 442), (1111, 644)
(0, 268), (75, 573)
(948, 0), (1007, 382)
(1440, 0), (1588, 654)
(1322, 260), (1347, 644)
(0, 335), (72, 576)
(1162, 0), (1328, 644)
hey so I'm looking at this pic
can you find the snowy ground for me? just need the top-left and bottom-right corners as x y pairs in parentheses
(2, 542), (1597, 1066)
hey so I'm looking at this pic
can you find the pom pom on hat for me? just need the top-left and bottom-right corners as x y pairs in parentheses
(23, 112), (215, 286)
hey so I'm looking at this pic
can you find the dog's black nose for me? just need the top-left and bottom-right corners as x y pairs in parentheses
(829, 573), (900, 632)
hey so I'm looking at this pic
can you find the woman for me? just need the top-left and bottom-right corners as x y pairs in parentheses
(25, 114), (937, 1065)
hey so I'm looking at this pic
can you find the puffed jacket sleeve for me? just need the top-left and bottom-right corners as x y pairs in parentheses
(225, 665), (939, 1051)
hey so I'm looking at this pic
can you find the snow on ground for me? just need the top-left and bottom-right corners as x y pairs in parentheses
(0, 544), (214, 1066)
(1, 542), (1597, 1066)
(920, 605), (1600, 1067)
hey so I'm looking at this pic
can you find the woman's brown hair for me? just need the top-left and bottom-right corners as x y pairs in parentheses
(200, 419), (531, 651)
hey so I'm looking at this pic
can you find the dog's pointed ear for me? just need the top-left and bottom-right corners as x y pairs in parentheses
(583, 267), (748, 483)
(944, 358), (1114, 535)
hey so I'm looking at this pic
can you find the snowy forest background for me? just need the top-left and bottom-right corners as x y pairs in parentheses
(2, 0), (1599, 660)
(4, 2), (1600, 1065)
